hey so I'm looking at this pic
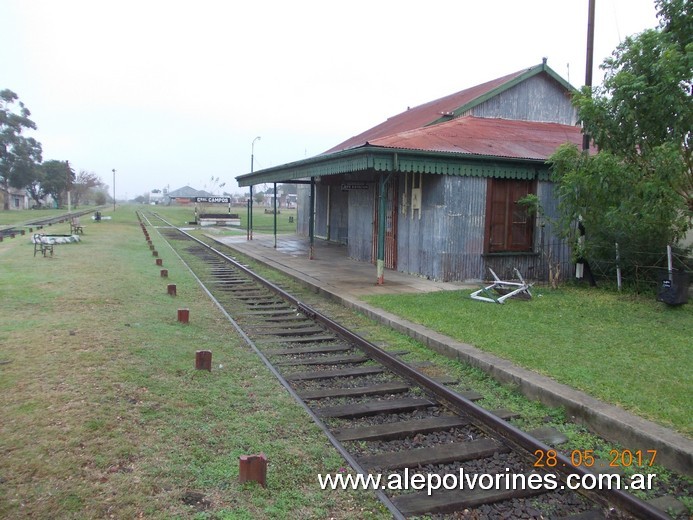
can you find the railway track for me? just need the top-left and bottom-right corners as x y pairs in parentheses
(0, 208), (98, 239)
(143, 212), (677, 519)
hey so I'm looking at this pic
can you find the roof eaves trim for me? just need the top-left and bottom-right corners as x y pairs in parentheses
(237, 146), (550, 186)
(236, 148), (375, 186)
(370, 148), (548, 180)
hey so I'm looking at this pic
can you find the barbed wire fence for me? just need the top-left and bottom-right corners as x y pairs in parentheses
(537, 238), (692, 296)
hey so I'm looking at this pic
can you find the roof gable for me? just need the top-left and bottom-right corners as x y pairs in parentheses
(167, 186), (214, 198)
(325, 61), (574, 154)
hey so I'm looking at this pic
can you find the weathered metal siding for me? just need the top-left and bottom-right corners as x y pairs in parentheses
(534, 181), (573, 279)
(397, 175), (486, 282)
(298, 174), (572, 283)
(296, 183), (311, 236)
(469, 75), (577, 125)
(347, 185), (376, 262)
(440, 176), (488, 281)
(314, 184), (329, 238)
(328, 186), (349, 244)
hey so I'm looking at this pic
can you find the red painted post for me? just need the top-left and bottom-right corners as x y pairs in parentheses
(177, 308), (189, 323)
(156, 258), (163, 266)
(160, 269), (168, 278)
(167, 284), (177, 296)
(195, 350), (212, 371)
(239, 454), (267, 487)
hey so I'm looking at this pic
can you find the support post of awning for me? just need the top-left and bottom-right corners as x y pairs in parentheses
(309, 177), (315, 260)
(376, 172), (393, 285)
(247, 185), (254, 240)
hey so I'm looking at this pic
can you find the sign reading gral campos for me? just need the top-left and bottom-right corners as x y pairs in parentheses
(341, 183), (369, 191)
(195, 196), (231, 203)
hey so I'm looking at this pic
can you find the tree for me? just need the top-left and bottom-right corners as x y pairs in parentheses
(549, 0), (692, 273)
(42, 160), (74, 207)
(0, 89), (42, 210)
(72, 170), (103, 207)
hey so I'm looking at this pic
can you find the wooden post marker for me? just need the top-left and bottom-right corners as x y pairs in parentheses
(177, 308), (189, 324)
(167, 284), (177, 296)
(152, 250), (159, 257)
(195, 350), (212, 371)
(160, 269), (168, 278)
(239, 454), (267, 488)
(156, 258), (163, 266)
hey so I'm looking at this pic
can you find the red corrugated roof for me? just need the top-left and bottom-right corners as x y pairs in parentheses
(367, 116), (586, 161)
(324, 66), (538, 154)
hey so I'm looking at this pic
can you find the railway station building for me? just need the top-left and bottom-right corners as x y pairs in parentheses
(236, 60), (588, 284)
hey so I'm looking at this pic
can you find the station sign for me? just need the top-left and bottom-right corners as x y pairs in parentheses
(195, 196), (231, 203)
(341, 183), (369, 191)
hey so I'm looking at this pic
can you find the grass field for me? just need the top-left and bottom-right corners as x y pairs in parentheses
(364, 283), (693, 437)
(2, 205), (690, 517)
(0, 207), (386, 519)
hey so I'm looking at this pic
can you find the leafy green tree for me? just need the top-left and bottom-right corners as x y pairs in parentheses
(0, 89), (42, 210)
(42, 160), (75, 208)
(549, 0), (692, 272)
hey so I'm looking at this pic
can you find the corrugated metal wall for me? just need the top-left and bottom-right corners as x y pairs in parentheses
(296, 183), (311, 236)
(397, 175), (487, 282)
(470, 75), (577, 125)
(347, 186), (375, 261)
(298, 172), (573, 283)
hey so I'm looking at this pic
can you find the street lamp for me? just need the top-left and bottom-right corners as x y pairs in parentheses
(248, 136), (261, 240)
(112, 169), (116, 211)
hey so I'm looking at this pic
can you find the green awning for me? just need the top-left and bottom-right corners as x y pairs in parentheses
(235, 146), (549, 186)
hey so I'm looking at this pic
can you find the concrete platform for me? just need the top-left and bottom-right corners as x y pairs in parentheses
(211, 232), (692, 477)
(213, 233), (471, 297)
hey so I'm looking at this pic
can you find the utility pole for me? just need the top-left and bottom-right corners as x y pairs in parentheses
(576, 0), (597, 286)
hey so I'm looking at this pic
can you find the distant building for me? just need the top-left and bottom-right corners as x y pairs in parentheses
(165, 186), (214, 205)
(1, 187), (30, 210)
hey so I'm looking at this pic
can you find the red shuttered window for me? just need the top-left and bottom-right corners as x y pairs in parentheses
(485, 178), (535, 253)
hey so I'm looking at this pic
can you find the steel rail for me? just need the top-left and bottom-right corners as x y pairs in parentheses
(145, 214), (405, 519)
(150, 213), (670, 520)
(0, 208), (102, 239)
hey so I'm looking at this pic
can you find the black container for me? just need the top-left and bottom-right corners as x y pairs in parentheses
(656, 270), (689, 305)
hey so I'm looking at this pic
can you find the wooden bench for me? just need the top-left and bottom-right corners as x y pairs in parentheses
(70, 217), (84, 234)
(33, 234), (54, 257)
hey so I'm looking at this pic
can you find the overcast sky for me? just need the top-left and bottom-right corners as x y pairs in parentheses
(3, 0), (659, 200)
